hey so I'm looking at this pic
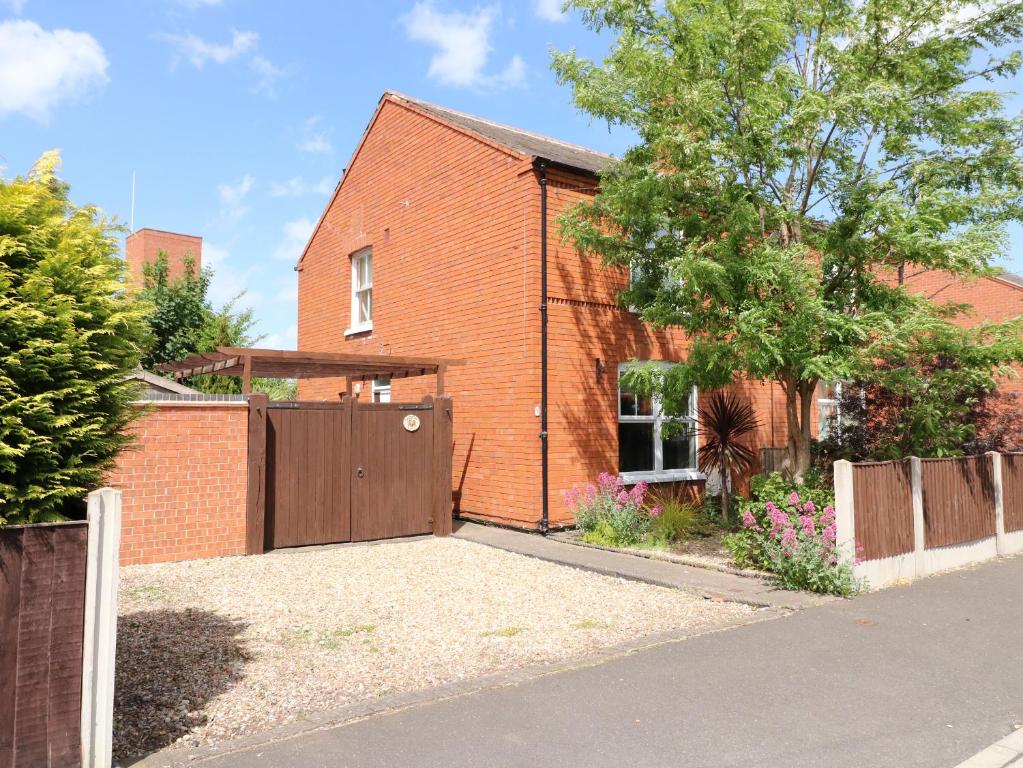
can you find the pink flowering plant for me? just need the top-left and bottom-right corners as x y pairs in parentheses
(724, 473), (862, 596)
(563, 473), (653, 547)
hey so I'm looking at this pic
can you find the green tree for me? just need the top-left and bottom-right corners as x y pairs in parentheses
(554, 0), (1023, 480)
(137, 252), (296, 398)
(0, 153), (149, 524)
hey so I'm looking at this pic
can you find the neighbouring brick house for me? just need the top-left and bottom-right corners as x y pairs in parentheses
(297, 91), (1023, 530)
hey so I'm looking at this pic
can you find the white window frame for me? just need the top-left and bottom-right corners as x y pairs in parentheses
(817, 381), (842, 440)
(345, 247), (372, 336)
(617, 362), (702, 483)
(371, 376), (391, 403)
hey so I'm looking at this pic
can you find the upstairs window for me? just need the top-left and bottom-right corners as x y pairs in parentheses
(618, 363), (700, 481)
(348, 247), (372, 334)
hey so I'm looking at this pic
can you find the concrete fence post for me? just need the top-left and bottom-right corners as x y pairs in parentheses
(81, 488), (121, 768)
(833, 460), (856, 568)
(910, 457), (925, 575)
(990, 451), (1007, 556)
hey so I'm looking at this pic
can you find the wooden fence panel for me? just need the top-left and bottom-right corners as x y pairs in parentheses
(0, 521), (88, 768)
(852, 461), (915, 560)
(1002, 453), (1023, 534)
(921, 456), (996, 548)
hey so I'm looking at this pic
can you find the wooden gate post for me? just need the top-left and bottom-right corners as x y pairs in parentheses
(427, 395), (453, 536)
(245, 393), (268, 555)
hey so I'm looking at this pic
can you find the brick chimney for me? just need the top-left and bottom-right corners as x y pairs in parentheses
(125, 228), (202, 287)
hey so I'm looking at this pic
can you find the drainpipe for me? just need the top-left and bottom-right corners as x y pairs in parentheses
(538, 159), (550, 535)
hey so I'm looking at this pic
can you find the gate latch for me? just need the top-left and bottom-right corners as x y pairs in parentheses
(356, 466), (365, 479)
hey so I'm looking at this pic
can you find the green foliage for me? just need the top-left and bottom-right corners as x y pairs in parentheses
(723, 472), (861, 595)
(136, 251), (297, 397)
(724, 472), (835, 570)
(567, 473), (653, 547)
(251, 377), (298, 401)
(647, 499), (700, 545)
(0, 153), (149, 524)
(555, 0), (1023, 479)
(817, 336), (1023, 464)
(763, 537), (863, 597)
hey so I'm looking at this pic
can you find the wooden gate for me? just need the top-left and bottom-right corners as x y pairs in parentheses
(262, 395), (452, 549)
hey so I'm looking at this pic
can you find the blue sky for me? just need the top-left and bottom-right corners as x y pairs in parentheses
(0, 0), (634, 349)
(1, 0), (1021, 350)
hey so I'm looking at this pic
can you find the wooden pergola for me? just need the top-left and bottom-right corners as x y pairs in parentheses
(156, 347), (461, 395)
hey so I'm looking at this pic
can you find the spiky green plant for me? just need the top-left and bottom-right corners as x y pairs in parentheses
(698, 392), (759, 522)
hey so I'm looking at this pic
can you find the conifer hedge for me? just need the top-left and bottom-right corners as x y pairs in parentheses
(0, 153), (148, 524)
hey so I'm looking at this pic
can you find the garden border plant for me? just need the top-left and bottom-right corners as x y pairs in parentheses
(725, 473), (864, 596)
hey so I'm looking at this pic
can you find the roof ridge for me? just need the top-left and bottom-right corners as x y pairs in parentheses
(384, 90), (613, 162)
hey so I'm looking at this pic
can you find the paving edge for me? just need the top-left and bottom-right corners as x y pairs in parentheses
(953, 727), (1023, 767)
(124, 608), (787, 768)
(457, 530), (828, 610)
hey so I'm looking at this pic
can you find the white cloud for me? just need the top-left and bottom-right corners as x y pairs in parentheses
(535, 0), (566, 22)
(202, 242), (263, 309)
(161, 28), (257, 68)
(401, 2), (526, 89)
(268, 175), (335, 197)
(263, 323), (297, 350)
(250, 54), (285, 96)
(2, 0), (27, 14)
(298, 115), (334, 154)
(274, 279), (297, 303)
(159, 28), (287, 96)
(175, 0), (223, 8)
(0, 20), (109, 122)
(217, 174), (254, 222)
(272, 217), (315, 262)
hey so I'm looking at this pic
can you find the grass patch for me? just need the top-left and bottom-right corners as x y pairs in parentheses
(571, 619), (608, 630)
(481, 626), (527, 638)
(126, 584), (167, 601)
(286, 624), (376, 649)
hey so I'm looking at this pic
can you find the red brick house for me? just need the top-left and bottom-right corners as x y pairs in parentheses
(296, 91), (1023, 530)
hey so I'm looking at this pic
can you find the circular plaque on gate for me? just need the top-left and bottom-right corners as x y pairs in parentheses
(403, 414), (421, 432)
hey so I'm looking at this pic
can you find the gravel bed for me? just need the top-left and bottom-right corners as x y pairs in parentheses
(115, 537), (753, 760)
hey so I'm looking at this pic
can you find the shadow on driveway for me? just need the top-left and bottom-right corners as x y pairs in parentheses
(114, 609), (249, 762)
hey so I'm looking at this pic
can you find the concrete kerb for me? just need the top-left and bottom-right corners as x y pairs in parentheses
(125, 609), (784, 768)
(953, 727), (1023, 768)
(453, 522), (832, 610)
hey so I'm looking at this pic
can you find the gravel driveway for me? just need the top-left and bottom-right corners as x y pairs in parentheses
(115, 537), (754, 760)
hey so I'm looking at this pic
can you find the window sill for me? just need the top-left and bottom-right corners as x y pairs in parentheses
(619, 469), (706, 484)
(344, 324), (373, 337)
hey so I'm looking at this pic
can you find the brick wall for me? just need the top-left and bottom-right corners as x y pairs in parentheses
(903, 269), (1023, 395)
(296, 94), (1023, 530)
(297, 97), (544, 527)
(124, 228), (202, 288)
(107, 402), (249, 565)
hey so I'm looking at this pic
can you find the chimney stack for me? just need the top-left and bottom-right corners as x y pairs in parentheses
(125, 228), (203, 287)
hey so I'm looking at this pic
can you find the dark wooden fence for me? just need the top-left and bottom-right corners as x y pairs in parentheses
(1001, 453), (1023, 534)
(0, 521), (89, 768)
(851, 460), (914, 561)
(920, 456), (996, 548)
(837, 452), (1023, 587)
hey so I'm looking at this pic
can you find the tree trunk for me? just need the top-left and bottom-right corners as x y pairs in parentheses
(781, 377), (814, 483)
(720, 457), (730, 523)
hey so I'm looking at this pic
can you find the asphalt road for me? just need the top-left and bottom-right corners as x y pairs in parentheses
(197, 556), (1023, 768)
